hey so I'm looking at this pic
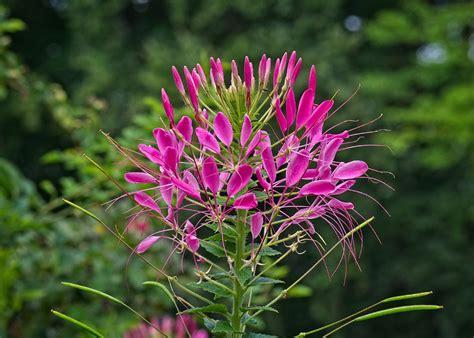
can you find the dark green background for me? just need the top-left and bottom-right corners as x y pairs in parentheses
(0, 0), (473, 337)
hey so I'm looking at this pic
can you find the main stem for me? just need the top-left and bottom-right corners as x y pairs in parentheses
(231, 216), (246, 337)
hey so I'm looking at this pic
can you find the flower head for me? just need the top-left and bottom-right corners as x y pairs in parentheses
(123, 52), (380, 264)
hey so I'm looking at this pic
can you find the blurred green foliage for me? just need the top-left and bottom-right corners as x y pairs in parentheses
(0, 0), (473, 337)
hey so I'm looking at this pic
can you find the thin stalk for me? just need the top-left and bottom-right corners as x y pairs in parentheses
(231, 215), (247, 337)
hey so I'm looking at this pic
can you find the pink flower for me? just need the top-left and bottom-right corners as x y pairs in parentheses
(122, 52), (380, 260)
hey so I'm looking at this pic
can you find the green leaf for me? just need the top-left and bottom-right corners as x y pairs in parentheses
(242, 306), (278, 314)
(287, 285), (312, 298)
(354, 305), (443, 322)
(236, 266), (253, 285)
(247, 245), (280, 257)
(201, 240), (227, 258)
(243, 333), (278, 338)
(211, 320), (233, 334)
(51, 310), (104, 337)
(250, 277), (284, 286)
(191, 281), (233, 299)
(180, 304), (229, 316)
(143, 281), (177, 306)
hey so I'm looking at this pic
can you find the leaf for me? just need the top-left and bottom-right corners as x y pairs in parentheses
(192, 281), (233, 299)
(211, 320), (233, 334)
(51, 310), (104, 337)
(200, 240), (227, 258)
(180, 304), (229, 316)
(250, 277), (284, 286)
(256, 246), (281, 257)
(241, 313), (264, 328)
(236, 266), (253, 285)
(287, 285), (312, 298)
(142, 281), (177, 306)
(203, 317), (217, 331)
(243, 333), (278, 338)
(242, 306), (279, 314)
(354, 305), (443, 322)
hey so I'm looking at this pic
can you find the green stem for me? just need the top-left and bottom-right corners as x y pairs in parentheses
(231, 215), (247, 337)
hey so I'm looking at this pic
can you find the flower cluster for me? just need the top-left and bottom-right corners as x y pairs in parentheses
(124, 51), (373, 262)
(124, 315), (208, 338)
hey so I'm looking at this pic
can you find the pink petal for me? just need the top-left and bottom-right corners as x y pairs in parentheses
(196, 63), (207, 86)
(202, 157), (220, 194)
(256, 167), (271, 190)
(290, 58), (302, 85)
(227, 164), (253, 198)
(172, 66), (185, 94)
(276, 135), (299, 168)
(161, 89), (174, 124)
(251, 212), (264, 239)
(332, 160), (368, 180)
(214, 112), (233, 147)
(300, 180), (335, 196)
(327, 198), (354, 210)
(195, 127), (220, 153)
(308, 65), (317, 93)
(293, 206), (325, 221)
(306, 100), (333, 130)
(301, 168), (319, 180)
(273, 58), (281, 87)
(244, 56), (253, 90)
(286, 149), (310, 187)
(185, 234), (200, 252)
(153, 128), (175, 154)
(171, 177), (200, 199)
(240, 114), (252, 146)
(319, 137), (344, 168)
(258, 54), (267, 85)
(185, 220), (196, 235)
(261, 146), (276, 183)
(159, 175), (173, 206)
(218, 172), (229, 191)
(136, 235), (160, 254)
(245, 130), (263, 157)
(233, 192), (257, 210)
(285, 51), (297, 82)
(191, 68), (201, 88)
(138, 144), (162, 164)
(231, 59), (241, 85)
(134, 192), (160, 212)
(124, 172), (156, 184)
(274, 98), (287, 133)
(296, 89), (315, 129)
(332, 179), (356, 195)
(162, 146), (178, 171)
(184, 66), (199, 112)
(176, 115), (193, 142)
(285, 88), (296, 127)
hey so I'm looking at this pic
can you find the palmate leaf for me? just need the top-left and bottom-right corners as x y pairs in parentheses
(51, 310), (104, 337)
